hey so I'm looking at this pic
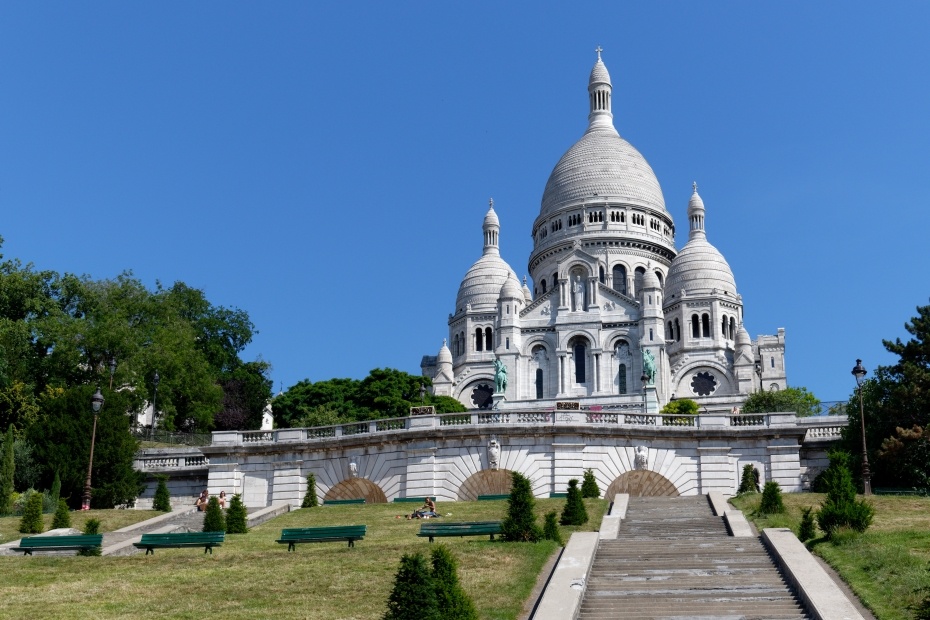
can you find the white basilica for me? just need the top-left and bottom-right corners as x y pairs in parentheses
(421, 52), (787, 412)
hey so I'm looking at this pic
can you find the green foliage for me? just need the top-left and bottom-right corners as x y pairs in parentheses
(82, 518), (101, 535)
(214, 361), (273, 431)
(49, 471), (61, 506)
(28, 386), (144, 509)
(560, 479), (589, 525)
(797, 507), (816, 542)
(430, 545), (478, 620)
(0, 425), (13, 515)
(581, 469), (600, 499)
(51, 499), (71, 529)
(225, 493), (248, 534)
(816, 451), (874, 537)
(429, 396), (468, 414)
(152, 475), (171, 512)
(501, 471), (542, 542)
(542, 511), (563, 546)
(737, 464), (760, 495)
(759, 481), (785, 514)
(18, 490), (43, 533)
(660, 398), (699, 415)
(916, 563), (930, 620)
(742, 386), (821, 417)
(383, 552), (440, 620)
(302, 472), (318, 508)
(12, 437), (39, 491)
(202, 495), (226, 532)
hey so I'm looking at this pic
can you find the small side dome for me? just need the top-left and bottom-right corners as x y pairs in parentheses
(456, 254), (519, 312)
(642, 269), (660, 290)
(499, 275), (523, 300)
(521, 276), (533, 302)
(437, 340), (452, 365)
(735, 324), (751, 348)
(483, 204), (500, 228)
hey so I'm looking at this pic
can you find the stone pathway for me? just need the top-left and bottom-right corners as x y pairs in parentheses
(577, 496), (810, 619)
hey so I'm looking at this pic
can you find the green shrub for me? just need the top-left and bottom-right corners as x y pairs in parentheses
(49, 471), (61, 507)
(542, 511), (563, 546)
(83, 518), (101, 535)
(383, 552), (440, 620)
(759, 481), (785, 515)
(430, 545), (478, 620)
(660, 398), (699, 416)
(0, 425), (14, 516)
(51, 499), (71, 529)
(501, 471), (542, 542)
(152, 475), (171, 512)
(202, 496), (226, 532)
(914, 562), (930, 620)
(19, 491), (44, 533)
(797, 506), (816, 542)
(816, 450), (874, 537)
(225, 493), (248, 534)
(302, 472), (318, 508)
(560, 478), (589, 526)
(581, 469), (600, 498)
(737, 464), (760, 494)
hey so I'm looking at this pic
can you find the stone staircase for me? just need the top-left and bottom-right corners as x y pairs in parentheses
(577, 496), (810, 620)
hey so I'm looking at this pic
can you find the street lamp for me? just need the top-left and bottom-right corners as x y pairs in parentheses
(419, 383), (426, 404)
(108, 357), (117, 390)
(82, 387), (105, 510)
(851, 359), (872, 496)
(152, 371), (160, 438)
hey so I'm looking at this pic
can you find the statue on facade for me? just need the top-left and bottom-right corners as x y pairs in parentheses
(642, 348), (656, 386)
(494, 358), (507, 393)
(348, 460), (358, 478)
(488, 438), (500, 470)
(261, 401), (274, 430)
(634, 445), (648, 470)
(572, 275), (583, 311)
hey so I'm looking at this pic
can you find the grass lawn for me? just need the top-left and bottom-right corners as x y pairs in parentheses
(0, 497), (606, 620)
(0, 509), (161, 544)
(731, 492), (930, 620)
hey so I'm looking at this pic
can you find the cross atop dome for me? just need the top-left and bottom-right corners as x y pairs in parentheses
(693, 181), (698, 193)
(489, 198), (494, 209)
(595, 45), (603, 60)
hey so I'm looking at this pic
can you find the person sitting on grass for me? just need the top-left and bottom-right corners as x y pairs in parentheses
(195, 489), (209, 511)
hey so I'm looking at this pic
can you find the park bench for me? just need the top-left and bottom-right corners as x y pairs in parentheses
(548, 492), (567, 498)
(134, 531), (225, 555)
(477, 494), (510, 501)
(276, 525), (367, 551)
(417, 521), (502, 543)
(874, 487), (923, 496)
(12, 534), (103, 556)
(392, 497), (436, 503)
(323, 499), (366, 505)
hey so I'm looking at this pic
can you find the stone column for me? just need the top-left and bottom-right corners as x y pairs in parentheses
(767, 443), (802, 492)
(405, 445), (437, 500)
(697, 444), (733, 494)
(587, 277), (598, 309)
(271, 460), (303, 507)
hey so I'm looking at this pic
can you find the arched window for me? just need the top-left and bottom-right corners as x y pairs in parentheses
(675, 318), (681, 341)
(541, 279), (547, 294)
(552, 274), (557, 291)
(655, 271), (664, 286)
(475, 328), (483, 352)
(721, 315), (729, 339)
(573, 342), (586, 384)
(701, 313), (710, 338)
(599, 266), (605, 284)
(618, 363), (627, 394)
(535, 369), (543, 399)
(485, 327), (493, 351)
(634, 267), (646, 295)
(453, 334), (459, 356)
(667, 321), (673, 340)
(730, 317), (736, 341)
(771, 356), (775, 368)
(691, 314), (700, 338)
(612, 265), (627, 295)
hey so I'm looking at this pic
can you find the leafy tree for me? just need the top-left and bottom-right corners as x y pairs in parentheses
(356, 368), (430, 420)
(225, 493), (248, 534)
(560, 479), (589, 525)
(816, 451), (874, 537)
(742, 386), (820, 417)
(0, 425), (14, 514)
(430, 545), (478, 620)
(383, 552), (440, 620)
(202, 496), (226, 532)
(877, 425), (930, 491)
(737, 464), (760, 495)
(152, 475), (171, 512)
(798, 507), (816, 542)
(51, 499), (71, 529)
(581, 468), (600, 499)
(501, 471), (542, 542)
(49, 471), (61, 506)
(83, 518), (101, 534)
(758, 481), (785, 515)
(12, 437), (39, 491)
(302, 473), (319, 508)
(660, 398), (699, 416)
(430, 395), (467, 414)
(542, 511), (563, 545)
(214, 361), (273, 430)
(19, 491), (44, 533)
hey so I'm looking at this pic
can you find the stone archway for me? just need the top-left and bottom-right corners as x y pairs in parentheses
(457, 470), (513, 501)
(605, 470), (680, 498)
(323, 478), (387, 504)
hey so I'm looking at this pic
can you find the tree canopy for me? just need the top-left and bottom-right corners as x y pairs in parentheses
(742, 386), (820, 417)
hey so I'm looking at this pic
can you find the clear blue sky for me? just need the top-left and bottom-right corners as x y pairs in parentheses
(2, 3), (927, 403)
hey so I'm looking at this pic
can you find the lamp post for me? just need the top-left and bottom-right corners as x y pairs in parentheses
(82, 387), (105, 510)
(151, 371), (160, 439)
(852, 359), (872, 496)
(419, 383), (426, 404)
(108, 357), (117, 390)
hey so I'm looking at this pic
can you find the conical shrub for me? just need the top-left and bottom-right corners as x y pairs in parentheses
(581, 469), (600, 498)
(543, 511), (563, 545)
(759, 481), (785, 515)
(19, 491), (44, 534)
(501, 471), (542, 542)
(51, 499), (71, 529)
(430, 545), (478, 620)
(560, 479), (589, 526)
(383, 552), (440, 620)
(202, 496), (226, 532)
(152, 475), (171, 512)
(225, 493), (248, 534)
(302, 472), (318, 508)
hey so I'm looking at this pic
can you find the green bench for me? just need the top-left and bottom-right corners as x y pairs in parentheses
(417, 521), (502, 543)
(134, 531), (225, 555)
(392, 497), (437, 503)
(276, 525), (367, 551)
(323, 499), (366, 505)
(874, 487), (924, 496)
(477, 494), (510, 501)
(549, 492), (567, 498)
(12, 534), (103, 556)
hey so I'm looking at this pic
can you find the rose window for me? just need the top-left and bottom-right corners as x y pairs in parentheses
(690, 371), (718, 396)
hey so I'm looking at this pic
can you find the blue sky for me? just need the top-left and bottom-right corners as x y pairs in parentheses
(1, 3), (928, 403)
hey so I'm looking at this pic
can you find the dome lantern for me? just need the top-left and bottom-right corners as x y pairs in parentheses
(483, 198), (500, 256)
(588, 46), (615, 132)
(688, 182), (706, 240)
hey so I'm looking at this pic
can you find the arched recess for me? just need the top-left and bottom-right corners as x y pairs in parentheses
(457, 469), (513, 501)
(605, 470), (680, 498)
(323, 478), (388, 504)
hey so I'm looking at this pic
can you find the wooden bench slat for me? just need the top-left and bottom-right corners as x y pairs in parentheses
(276, 525), (366, 551)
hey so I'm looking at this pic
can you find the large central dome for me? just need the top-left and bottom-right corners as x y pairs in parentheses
(539, 55), (666, 217)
